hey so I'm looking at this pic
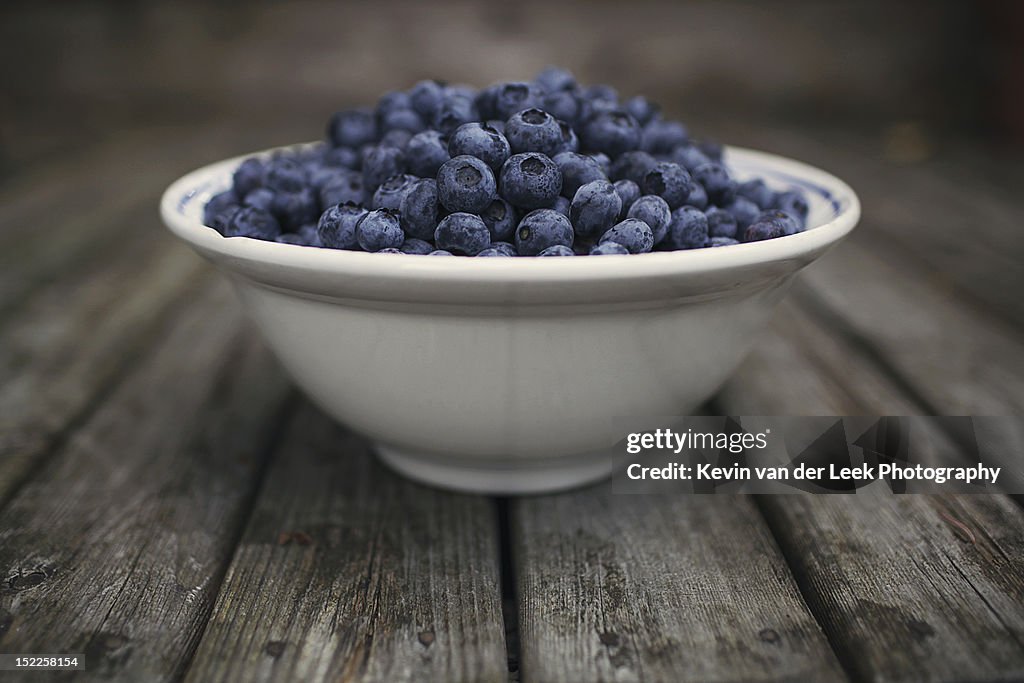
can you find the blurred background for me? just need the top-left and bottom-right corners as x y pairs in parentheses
(2, 0), (1023, 177)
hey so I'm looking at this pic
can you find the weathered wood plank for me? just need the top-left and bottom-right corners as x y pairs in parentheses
(718, 301), (1024, 683)
(0, 122), (257, 318)
(717, 123), (1024, 326)
(794, 239), (1024, 415)
(0, 230), (206, 506)
(0, 283), (292, 682)
(513, 489), (845, 681)
(183, 406), (508, 683)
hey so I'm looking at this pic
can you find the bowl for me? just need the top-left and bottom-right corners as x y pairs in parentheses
(160, 144), (860, 494)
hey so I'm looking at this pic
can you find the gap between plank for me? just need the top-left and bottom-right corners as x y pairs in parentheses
(496, 498), (522, 683)
(749, 495), (866, 683)
(172, 390), (300, 683)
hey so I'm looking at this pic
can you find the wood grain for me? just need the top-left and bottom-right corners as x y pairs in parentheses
(719, 301), (1024, 683)
(0, 284), (292, 682)
(0, 230), (206, 507)
(513, 488), (847, 683)
(183, 406), (508, 683)
(714, 123), (1024, 327)
(795, 240), (1024, 415)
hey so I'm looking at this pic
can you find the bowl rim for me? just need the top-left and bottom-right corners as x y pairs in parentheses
(160, 143), (860, 285)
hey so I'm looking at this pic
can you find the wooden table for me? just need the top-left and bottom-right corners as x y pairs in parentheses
(1, 114), (1023, 683)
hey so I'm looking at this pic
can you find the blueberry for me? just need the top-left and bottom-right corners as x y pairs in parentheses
(399, 178), (440, 240)
(428, 249), (454, 256)
(297, 223), (322, 247)
(323, 146), (360, 170)
(318, 203), (367, 249)
(553, 195), (571, 217)
(708, 236), (739, 247)
(380, 129), (413, 150)
(319, 173), (366, 208)
(623, 96), (660, 126)
(372, 174), (417, 210)
(362, 145), (406, 188)
(379, 107), (425, 135)
(435, 212), (491, 255)
(271, 188), (319, 231)
(543, 91), (583, 125)
(514, 208), (574, 255)
(588, 153), (612, 176)
(743, 217), (788, 242)
(774, 191), (808, 229)
(626, 194), (672, 244)
(582, 84), (619, 105)
(554, 120), (579, 154)
(307, 165), (350, 191)
(327, 108), (377, 148)
(613, 179), (641, 219)
(409, 80), (446, 120)
(610, 150), (657, 185)
(477, 247), (511, 257)
(492, 82), (544, 120)
(437, 155), (497, 213)
(685, 182), (708, 210)
(756, 209), (800, 236)
(665, 206), (709, 250)
(204, 190), (240, 231)
(448, 123), (510, 172)
(669, 143), (712, 172)
(581, 98), (618, 120)
(264, 159), (305, 193)
(505, 108), (563, 156)
(641, 120), (688, 154)
(599, 218), (654, 253)
(445, 84), (478, 101)
(239, 187), (272, 210)
(724, 197), (760, 232)
(489, 241), (518, 256)
(737, 178), (776, 210)
(697, 139), (724, 162)
(553, 152), (606, 199)
(579, 110), (641, 158)
(534, 66), (577, 92)
(473, 85), (501, 121)
(590, 241), (629, 255)
(233, 158), (265, 196)
(500, 153), (562, 209)
(693, 162), (736, 206)
(569, 180), (622, 239)
(356, 208), (404, 252)
(537, 244), (575, 257)
(434, 94), (477, 136)
(376, 90), (413, 119)
(224, 206), (281, 240)
(641, 162), (692, 209)
(405, 130), (451, 178)
(481, 197), (517, 241)
(400, 238), (434, 255)
(705, 207), (738, 239)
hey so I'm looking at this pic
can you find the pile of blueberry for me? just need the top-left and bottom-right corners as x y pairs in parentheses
(203, 67), (809, 256)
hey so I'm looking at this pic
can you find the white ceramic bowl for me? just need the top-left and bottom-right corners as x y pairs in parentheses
(161, 145), (859, 494)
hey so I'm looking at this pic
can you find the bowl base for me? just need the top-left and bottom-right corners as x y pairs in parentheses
(374, 443), (612, 495)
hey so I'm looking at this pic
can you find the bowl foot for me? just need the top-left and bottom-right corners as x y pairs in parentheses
(374, 443), (613, 495)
